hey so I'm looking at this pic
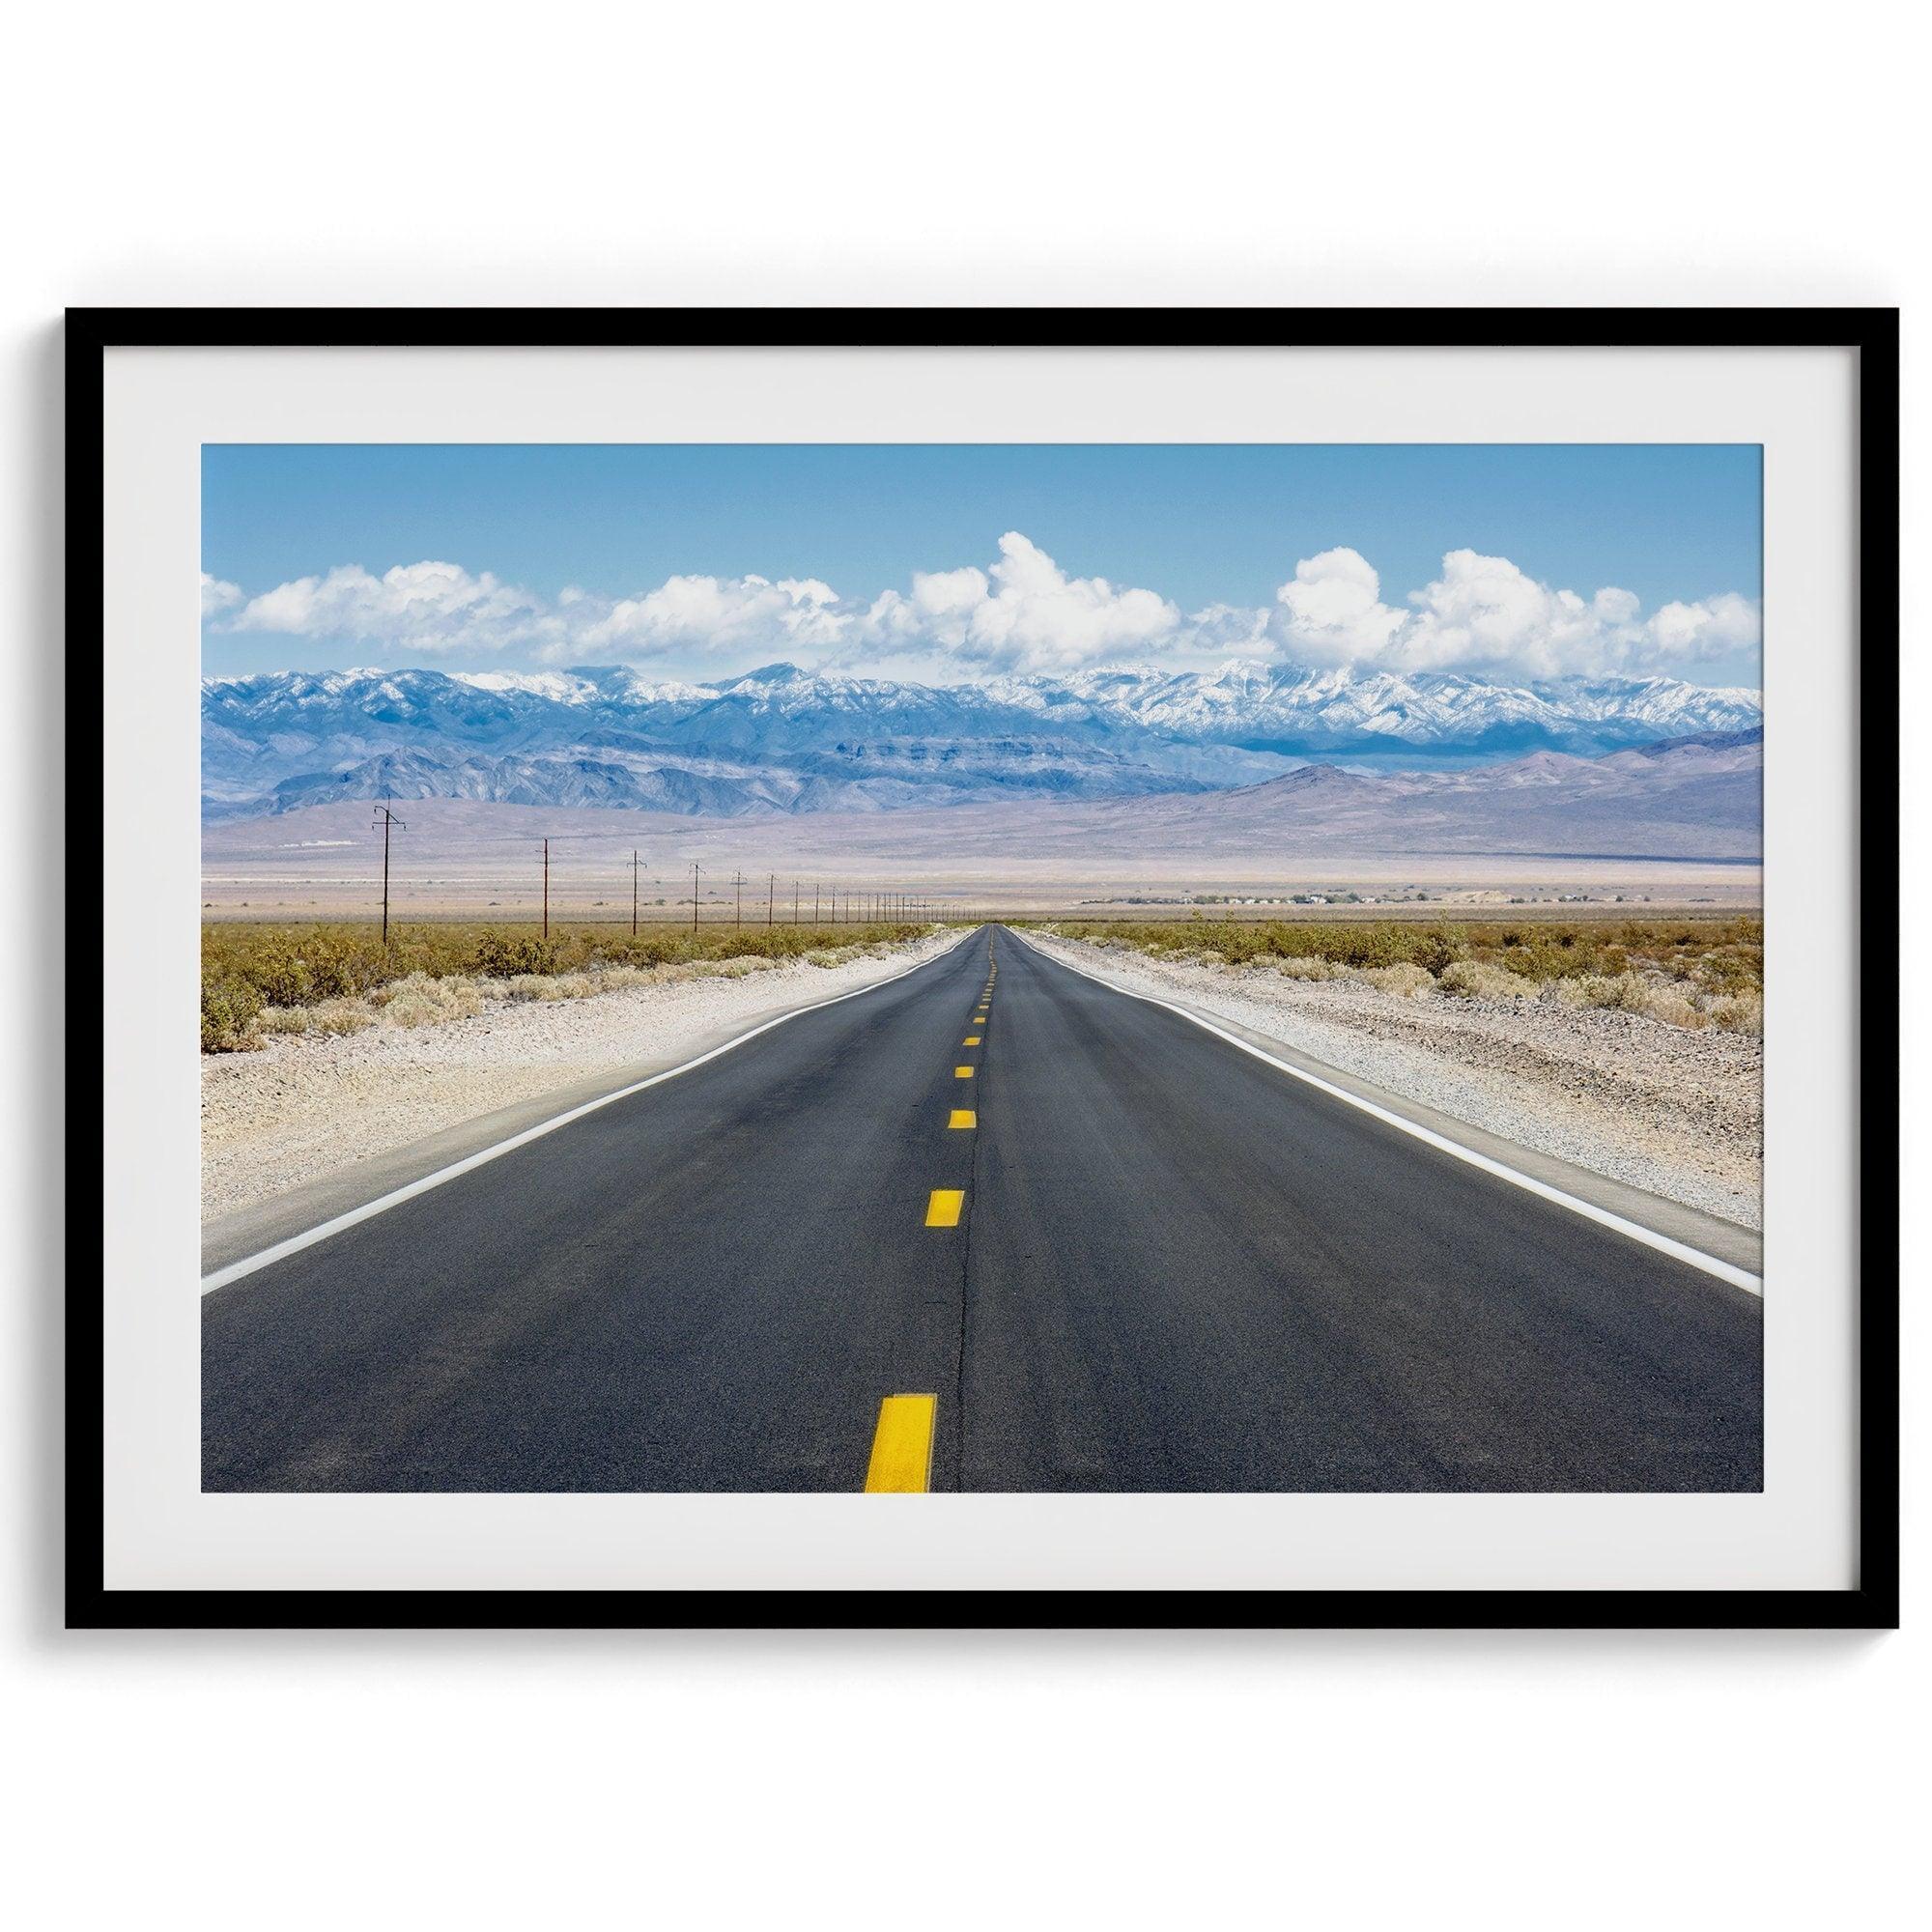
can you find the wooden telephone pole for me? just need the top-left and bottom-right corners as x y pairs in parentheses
(631, 849), (642, 936)
(542, 837), (551, 939)
(691, 861), (701, 934)
(372, 805), (406, 946)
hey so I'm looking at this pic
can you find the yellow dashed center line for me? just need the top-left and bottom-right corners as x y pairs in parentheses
(925, 1187), (965, 1227)
(954, 1065), (975, 1078)
(963, 1035), (980, 1045)
(864, 1394), (937, 1492)
(949, 1109), (976, 1128)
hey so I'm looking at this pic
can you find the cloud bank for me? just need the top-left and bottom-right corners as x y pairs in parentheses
(1271, 547), (1760, 681)
(210, 534), (1760, 684)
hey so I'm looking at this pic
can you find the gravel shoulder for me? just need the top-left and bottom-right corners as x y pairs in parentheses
(1024, 932), (1762, 1232)
(202, 930), (965, 1227)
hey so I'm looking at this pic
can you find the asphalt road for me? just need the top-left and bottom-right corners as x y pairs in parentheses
(203, 926), (1763, 1492)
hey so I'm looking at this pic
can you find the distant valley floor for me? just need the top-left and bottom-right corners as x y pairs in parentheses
(202, 793), (1761, 920)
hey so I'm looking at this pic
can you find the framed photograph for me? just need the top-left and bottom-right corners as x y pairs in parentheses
(73, 308), (1897, 1628)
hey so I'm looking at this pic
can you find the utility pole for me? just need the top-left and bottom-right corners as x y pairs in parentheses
(691, 861), (700, 934)
(792, 879), (800, 923)
(734, 869), (744, 926)
(372, 804), (406, 946)
(813, 883), (820, 923)
(631, 849), (642, 937)
(768, 872), (776, 926)
(542, 837), (551, 939)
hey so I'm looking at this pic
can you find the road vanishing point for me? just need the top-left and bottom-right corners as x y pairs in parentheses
(202, 927), (1763, 1493)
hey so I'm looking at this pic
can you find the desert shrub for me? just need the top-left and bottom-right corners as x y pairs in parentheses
(595, 933), (696, 969)
(371, 972), (486, 1028)
(242, 938), (316, 1009)
(257, 998), (377, 1037)
(1553, 973), (1642, 1012)
(1270, 955), (1339, 980)
(1439, 959), (1537, 1003)
(311, 998), (376, 1036)
(1361, 962), (1437, 1000)
(472, 932), (561, 979)
(1411, 932), (1456, 978)
(1539, 971), (1760, 1034)
(696, 956), (781, 980)
(503, 972), (604, 1002)
(1634, 984), (1705, 1029)
(200, 973), (264, 1052)
(191, 915), (911, 1048)
(1044, 914), (1763, 1002)
(1037, 912), (1767, 1037)
(1706, 989), (1764, 1034)
(591, 965), (654, 991)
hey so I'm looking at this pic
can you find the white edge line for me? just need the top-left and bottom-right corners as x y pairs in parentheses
(201, 929), (977, 1295)
(1008, 928), (1763, 1297)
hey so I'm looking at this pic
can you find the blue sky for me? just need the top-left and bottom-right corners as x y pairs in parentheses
(201, 444), (1763, 688)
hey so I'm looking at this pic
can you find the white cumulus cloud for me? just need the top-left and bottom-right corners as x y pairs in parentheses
(1266, 546), (1759, 681)
(213, 560), (852, 664)
(226, 561), (559, 655)
(200, 572), (243, 619)
(861, 531), (1180, 673)
(571, 574), (849, 662)
(1272, 548), (1408, 667)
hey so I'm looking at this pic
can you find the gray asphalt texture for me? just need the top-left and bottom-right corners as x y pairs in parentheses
(203, 926), (1763, 1492)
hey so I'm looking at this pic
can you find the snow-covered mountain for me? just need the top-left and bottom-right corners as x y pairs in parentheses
(200, 660), (1763, 820)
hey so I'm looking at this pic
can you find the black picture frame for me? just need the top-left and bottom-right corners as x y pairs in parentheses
(69, 306), (1900, 1632)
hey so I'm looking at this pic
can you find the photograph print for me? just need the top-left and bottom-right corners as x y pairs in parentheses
(198, 439), (1766, 1497)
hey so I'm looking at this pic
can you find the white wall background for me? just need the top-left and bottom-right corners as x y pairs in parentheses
(3, 4), (1918, 1925)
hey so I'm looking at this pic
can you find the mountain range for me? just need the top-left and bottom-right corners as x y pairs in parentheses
(199, 728), (1764, 923)
(201, 660), (1763, 821)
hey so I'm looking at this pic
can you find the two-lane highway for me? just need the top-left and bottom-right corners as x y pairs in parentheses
(203, 926), (1762, 1492)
